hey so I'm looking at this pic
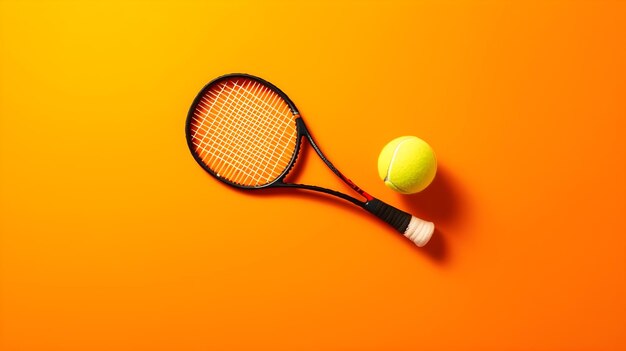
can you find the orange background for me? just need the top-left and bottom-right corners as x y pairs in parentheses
(1, 1), (625, 350)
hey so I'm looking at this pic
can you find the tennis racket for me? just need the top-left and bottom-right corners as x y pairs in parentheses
(185, 73), (434, 247)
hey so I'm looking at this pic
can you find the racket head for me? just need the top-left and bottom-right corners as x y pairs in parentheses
(185, 73), (302, 189)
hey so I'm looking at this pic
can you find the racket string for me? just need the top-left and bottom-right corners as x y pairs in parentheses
(241, 85), (295, 180)
(195, 82), (267, 180)
(227, 82), (287, 182)
(194, 85), (273, 182)
(209, 81), (260, 180)
(193, 83), (264, 180)
(223, 81), (268, 183)
(212, 81), (291, 182)
(242, 86), (295, 182)
(219, 81), (281, 182)
(189, 77), (297, 186)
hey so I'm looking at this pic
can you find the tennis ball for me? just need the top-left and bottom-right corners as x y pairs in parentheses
(378, 136), (437, 194)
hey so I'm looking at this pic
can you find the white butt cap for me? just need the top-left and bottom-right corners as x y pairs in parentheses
(404, 216), (434, 247)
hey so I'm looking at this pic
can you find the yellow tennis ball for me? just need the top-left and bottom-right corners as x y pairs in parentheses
(377, 136), (437, 194)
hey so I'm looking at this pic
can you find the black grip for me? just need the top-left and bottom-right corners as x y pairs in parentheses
(363, 198), (411, 234)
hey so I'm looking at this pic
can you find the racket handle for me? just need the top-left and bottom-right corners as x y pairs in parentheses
(364, 199), (434, 247)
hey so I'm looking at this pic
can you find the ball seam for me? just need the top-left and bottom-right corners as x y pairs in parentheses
(384, 138), (412, 193)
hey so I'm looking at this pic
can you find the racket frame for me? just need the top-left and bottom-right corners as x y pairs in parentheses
(185, 73), (373, 207)
(185, 73), (433, 246)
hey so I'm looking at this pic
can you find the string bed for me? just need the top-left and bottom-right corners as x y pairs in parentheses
(189, 77), (298, 187)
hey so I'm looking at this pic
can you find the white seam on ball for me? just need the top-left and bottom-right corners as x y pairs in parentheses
(385, 138), (412, 193)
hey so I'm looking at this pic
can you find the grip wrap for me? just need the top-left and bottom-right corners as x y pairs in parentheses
(363, 198), (412, 233)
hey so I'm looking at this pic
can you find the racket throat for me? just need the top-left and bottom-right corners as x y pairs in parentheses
(296, 118), (374, 202)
